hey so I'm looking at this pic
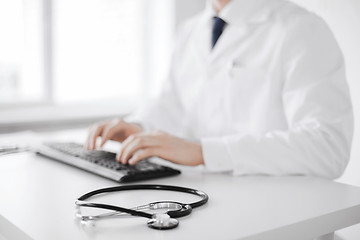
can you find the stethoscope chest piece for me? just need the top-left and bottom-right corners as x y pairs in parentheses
(147, 214), (179, 230)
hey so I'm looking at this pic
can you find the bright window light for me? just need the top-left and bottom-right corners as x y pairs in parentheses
(53, 0), (146, 103)
(0, 0), (175, 124)
(0, 0), (44, 104)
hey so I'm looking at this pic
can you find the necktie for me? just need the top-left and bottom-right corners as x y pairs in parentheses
(212, 16), (226, 48)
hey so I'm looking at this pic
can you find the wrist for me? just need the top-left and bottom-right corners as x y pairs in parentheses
(190, 142), (204, 166)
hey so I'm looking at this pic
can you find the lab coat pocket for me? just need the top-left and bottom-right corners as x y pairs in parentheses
(229, 65), (267, 81)
(226, 66), (269, 123)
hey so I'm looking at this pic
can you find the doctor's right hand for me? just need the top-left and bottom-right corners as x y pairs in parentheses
(85, 118), (143, 150)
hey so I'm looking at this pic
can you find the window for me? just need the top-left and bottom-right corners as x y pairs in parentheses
(0, 0), (209, 132)
(0, 0), (45, 105)
(0, 0), (175, 117)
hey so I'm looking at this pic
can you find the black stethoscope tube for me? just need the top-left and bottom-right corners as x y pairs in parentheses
(76, 201), (153, 219)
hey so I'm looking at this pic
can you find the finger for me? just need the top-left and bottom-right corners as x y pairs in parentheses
(117, 133), (159, 163)
(86, 125), (104, 150)
(128, 148), (156, 165)
(120, 136), (150, 164)
(100, 126), (114, 147)
(116, 134), (136, 162)
(85, 127), (95, 150)
(84, 126), (93, 149)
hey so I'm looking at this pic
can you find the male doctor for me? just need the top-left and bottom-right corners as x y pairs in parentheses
(85, 0), (353, 179)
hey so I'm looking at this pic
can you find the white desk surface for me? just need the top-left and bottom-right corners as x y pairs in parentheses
(1, 130), (360, 240)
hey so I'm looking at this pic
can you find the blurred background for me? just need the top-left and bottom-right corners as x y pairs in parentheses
(0, 0), (359, 238)
(0, 0), (205, 132)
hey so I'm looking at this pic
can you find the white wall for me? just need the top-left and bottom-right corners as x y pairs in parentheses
(174, 0), (206, 28)
(286, 0), (360, 186)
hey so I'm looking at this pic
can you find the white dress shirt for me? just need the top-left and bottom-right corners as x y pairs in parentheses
(130, 0), (353, 179)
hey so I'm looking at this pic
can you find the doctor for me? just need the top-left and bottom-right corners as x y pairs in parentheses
(85, 0), (353, 179)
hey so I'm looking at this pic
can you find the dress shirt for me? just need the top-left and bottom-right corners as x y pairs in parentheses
(129, 0), (353, 179)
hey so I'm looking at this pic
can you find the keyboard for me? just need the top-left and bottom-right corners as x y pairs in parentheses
(36, 142), (181, 183)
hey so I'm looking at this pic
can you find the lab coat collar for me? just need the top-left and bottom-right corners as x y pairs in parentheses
(194, 0), (279, 62)
(203, 0), (276, 25)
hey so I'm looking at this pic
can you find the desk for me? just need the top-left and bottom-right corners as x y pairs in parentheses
(1, 130), (360, 240)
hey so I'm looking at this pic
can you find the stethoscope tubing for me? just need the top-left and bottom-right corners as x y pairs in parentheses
(76, 184), (209, 219)
(77, 201), (187, 220)
(76, 200), (153, 219)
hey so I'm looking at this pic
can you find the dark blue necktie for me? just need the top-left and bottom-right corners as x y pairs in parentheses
(212, 16), (226, 48)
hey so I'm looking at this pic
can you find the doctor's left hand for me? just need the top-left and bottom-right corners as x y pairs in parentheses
(117, 130), (204, 166)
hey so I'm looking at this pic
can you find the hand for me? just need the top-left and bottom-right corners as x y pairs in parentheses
(117, 130), (204, 166)
(85, 118), (142, 150)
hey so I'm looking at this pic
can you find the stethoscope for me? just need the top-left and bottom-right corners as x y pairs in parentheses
(75, 184), (209, 230)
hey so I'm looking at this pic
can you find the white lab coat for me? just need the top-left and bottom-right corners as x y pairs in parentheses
(130, 0), (353, 179)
